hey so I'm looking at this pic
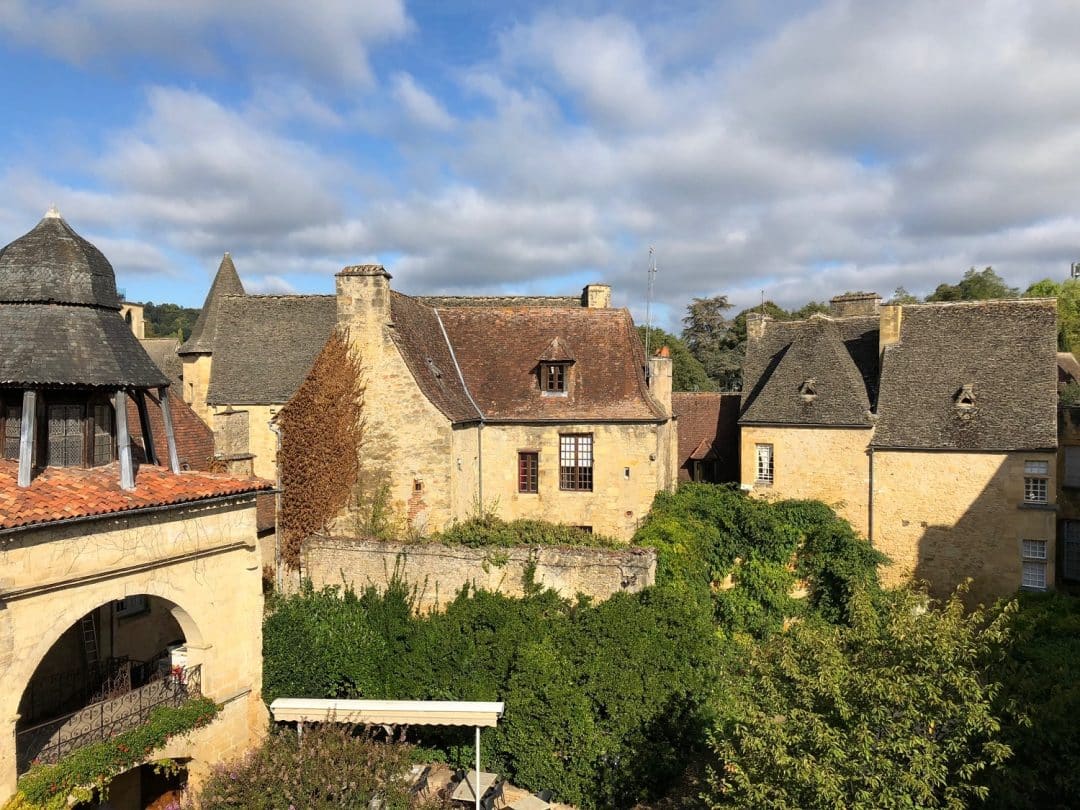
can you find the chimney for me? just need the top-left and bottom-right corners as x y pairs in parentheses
(583, 283), (611, 308)
(879, 303), (903, 356)
(829, 292), (882, 318)
(648, 345), (673, 417)
(336, 264), (392, 346)
(746, 312), (770, 342)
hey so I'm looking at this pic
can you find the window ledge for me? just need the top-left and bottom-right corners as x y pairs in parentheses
(541, 391), (569, 398)
(1019, 502), (1057, 512)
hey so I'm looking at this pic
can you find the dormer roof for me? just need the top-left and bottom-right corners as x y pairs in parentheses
(538, 336), (575, 363)
(179, 253), (245, 355)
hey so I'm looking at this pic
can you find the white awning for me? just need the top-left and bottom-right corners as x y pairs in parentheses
(269, 698), (504, 728)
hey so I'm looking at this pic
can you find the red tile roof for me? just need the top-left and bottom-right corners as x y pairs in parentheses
(672, 392), (741, 483)
(126, 392), (215, 472)
(0, 459), (272, 531)
(435, 306), (666, 422)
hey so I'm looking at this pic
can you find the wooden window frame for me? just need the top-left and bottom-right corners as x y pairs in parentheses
(38, 393), (118, 469)
(518, 451), (539, 493)
(541, 363), (569, 393)
(0, 393), (22, 461)
(1023, 460), (1049, 504)
(1021, 539), (1048, 591)
(559, 433), (593, 491)
(755, 443), (774, 484)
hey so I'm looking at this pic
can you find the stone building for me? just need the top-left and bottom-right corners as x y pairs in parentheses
(0, 211), (271, 805)
(738, 292), (1059, 603)
(274, 265), (676, 543)
(671, 392), (741, 483)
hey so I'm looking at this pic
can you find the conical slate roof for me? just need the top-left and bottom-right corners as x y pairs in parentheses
(0, 207), (121, 308)
(179, 253), (244, 354)
(0, 210), (169, 388)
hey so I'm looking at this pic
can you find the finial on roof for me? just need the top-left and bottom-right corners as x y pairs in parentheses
(44, 205), (62, 219)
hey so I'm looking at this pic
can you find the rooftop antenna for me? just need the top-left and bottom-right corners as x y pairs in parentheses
(644, 247), (658, 381)
(760, 289), (765, 315)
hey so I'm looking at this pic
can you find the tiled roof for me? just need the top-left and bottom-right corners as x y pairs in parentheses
(179, 253), (244, 355)
(872, 300), (1058, 451)
(417, 295), (582, 308)
(207, 295), (337, 405)
(0, 459), (271, 531)
(672, 392), (741, 482)
(125, 391), (215, 471)
(389, 292), (482, 423)
(435, 305), (666, 422)
(1058, 352), (1080, 387)
(139, 337), (183, 388)
(741, 316), (873, 427)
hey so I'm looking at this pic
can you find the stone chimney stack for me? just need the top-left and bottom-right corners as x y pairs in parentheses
(829, 292), (882, 317)
(583, 283), (612, 308)
(879, 303), (903, 356)
(746, 312), (771, 342)
(647, 345), (673, 417)
(336, 264), (392, 347)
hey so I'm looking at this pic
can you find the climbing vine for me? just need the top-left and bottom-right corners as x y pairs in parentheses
(278, 329), (365, 569)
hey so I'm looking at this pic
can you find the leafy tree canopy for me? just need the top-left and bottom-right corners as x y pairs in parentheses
(141, 301), (201, 341)
(927, 267), (1018, 302)
(637, 325), (716, 391)
(1024, 277), (1080, 355)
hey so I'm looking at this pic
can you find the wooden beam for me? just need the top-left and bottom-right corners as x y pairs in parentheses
(17, 390), (37, 487)
(115, 390), (135, 490)
(159, 386), (181, 474)
(134, 390), (158, 466)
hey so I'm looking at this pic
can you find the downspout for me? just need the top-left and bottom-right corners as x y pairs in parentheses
(434, 309), (486, 512)
(269, 417), (284, 591)
(868, 446), (875, 545)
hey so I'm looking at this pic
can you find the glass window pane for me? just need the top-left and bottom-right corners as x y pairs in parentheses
(2, 402), (21, 460)
(1024, 460), (1049, 475)
(47, 403), (84, 467)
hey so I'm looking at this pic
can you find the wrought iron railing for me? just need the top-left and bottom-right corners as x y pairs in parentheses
(16, 664), (201, 773)
(19, 656), (160, 726)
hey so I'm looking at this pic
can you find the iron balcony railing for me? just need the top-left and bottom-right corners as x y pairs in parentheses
(16, 664), (201, 773)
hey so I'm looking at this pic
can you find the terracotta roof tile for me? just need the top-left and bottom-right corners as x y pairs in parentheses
(672, 392), (741, 482)
(0, 459), (271, 531)
(125, 392), (215, 471)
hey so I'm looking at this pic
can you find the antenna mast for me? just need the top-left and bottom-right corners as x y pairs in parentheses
(645, 247), (658, 380)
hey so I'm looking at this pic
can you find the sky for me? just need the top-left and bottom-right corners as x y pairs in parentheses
(2, 0), (1079, 330)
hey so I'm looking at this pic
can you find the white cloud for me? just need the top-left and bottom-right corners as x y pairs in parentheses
(391, 73), (456, 131)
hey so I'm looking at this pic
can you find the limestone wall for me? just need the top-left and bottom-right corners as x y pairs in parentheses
(0, 498), (265, 802)
(872, 450), (1057, 603)
(740, 425), (873, 537)
(181, 354), (213, 426)
(304, 537), (656, 612)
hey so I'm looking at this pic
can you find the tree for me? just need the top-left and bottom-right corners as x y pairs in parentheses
(637, 326), (716, 391)
(682, 296), (740, 389)
(142, 301), (201, 340)
(789, 300), (830, 319)
(704, 587), (1012, 809)
(1024, 278), (1080, 355)
(891, 286), (920, 304)
(927, 267), (1018, 302)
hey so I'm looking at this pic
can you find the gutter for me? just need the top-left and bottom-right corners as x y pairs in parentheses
(433, 308), (486, 507)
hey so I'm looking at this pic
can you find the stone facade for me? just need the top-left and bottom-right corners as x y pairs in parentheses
(740, 425), (872, 538)
(304, 537), (656, 612)
(182, 353), (213, 426)
(0, 498), (266, 802)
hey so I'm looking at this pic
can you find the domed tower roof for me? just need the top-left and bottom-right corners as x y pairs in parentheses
(0, 209), (168, 388)
(0, 207), (121, 309)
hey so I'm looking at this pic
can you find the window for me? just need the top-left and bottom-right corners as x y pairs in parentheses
(1066, 448), (1080, 488)
(92, 403), (114, 466)
(47, 403), (84, 467)
(559, 434), (593, 491)
(1024, 460), (1049, 503)
(42, 398), (117, 468)
(1021, 539), (1048, 590)
(1064, 521), (1080, 581)
(755, 444), (774, 484)
(518, 451), (538, 493)
(1, 396), (21, 460)
(115, 595), (148, 618)
(541, 363), (569, 393)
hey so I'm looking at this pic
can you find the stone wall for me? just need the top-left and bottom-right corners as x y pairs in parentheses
(740, 425), (873, 537)
(0, 498), (265, 802)
(304, 537), (656, 612)
(181, 354), (213, 426)
(873, 449), (1057, 603)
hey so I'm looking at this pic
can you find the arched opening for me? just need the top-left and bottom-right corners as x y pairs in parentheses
(16, 595), (203, 774)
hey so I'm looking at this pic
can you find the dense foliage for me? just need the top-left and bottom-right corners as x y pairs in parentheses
(141, 302), (200, 341)
(184, 725), (447, 809)
(637, 325), (715, 391)
(705, 588), (1012, 809)
(430, 515), (619, 548)
(633, 483), (886, 635)
(277, 329), (364, 567)
(264, 581), (717, 809)
(1022, 277), (1080, 354)
(17, 697), (218, 808)
(927, 267), (1019, 302)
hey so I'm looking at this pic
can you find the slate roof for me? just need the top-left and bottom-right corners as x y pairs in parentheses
(0, 211), (169, 389)
(179, 253), (244, 355)
(140, 337), (183, 388)
(0, 458), (271, 532)
(206, 295), (337, 405)
(672, 392), (741, 482)
(389, 292), (482, 423)
(0, 210), (121, 308)
(872, 300), (1058, 451)
(435, 305), (665, 422)
(740, 316), (874, 427)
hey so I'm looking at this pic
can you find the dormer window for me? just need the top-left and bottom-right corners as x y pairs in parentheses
(799, 378), (818, 402)
(542, 362), (569, 392)
(1, 395), (21, 460)
(955, 383), (976, 408)
(44, 396), (116, 468)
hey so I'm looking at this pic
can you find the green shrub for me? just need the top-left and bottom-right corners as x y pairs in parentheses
(430, 515), (620, 548)
(18, 697), (218, 807)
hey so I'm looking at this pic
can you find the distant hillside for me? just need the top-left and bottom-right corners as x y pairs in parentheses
(142, 302), (201, 341)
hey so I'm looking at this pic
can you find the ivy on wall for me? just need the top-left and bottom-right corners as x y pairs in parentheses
(278, 329), (365, 569)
